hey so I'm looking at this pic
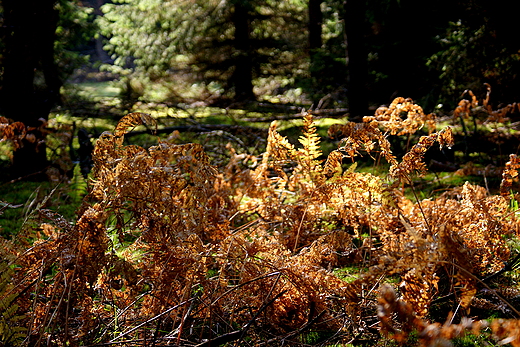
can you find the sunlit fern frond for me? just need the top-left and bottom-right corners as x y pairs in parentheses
(323, 150), (344, 179)
(262, 120), (296, 166)
(365, 97), (437, 135)
(389, 126), (454, 181)
(297, 112), (322, 174)
(299, 114), (320, 152)
(113, 112), (157, 146)
(501, 154), (520, 197)
(328, 122), (397, 166)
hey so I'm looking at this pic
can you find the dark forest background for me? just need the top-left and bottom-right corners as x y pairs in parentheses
(0, 0), (519, 179)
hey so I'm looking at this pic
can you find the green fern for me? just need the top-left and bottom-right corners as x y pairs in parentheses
(0, 262), (26, 346)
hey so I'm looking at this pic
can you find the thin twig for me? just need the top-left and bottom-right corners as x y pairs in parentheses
(256, 309), (326, 346)
(97, 289), (152, 341)
(438, 260), (520, 317)
(109, 298), (195, 343)
(210, 271), (281, 306)
(195, 290), (287, 347)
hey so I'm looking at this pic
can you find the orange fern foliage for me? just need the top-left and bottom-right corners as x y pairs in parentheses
(0, 119), (27, 150)
(5, 98), (520, 346)
(501, 154), (520, 197)
(328, 121), (397, 165)
(378, 283), (520, 347)
(389, 127), (454, 180)
(364, 96), (437, 135)
(0, 116), (52, 152)
(453, 84), (520, 126)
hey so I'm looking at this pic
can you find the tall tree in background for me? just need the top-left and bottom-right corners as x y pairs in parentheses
(343, 0), (368, 120)
(99, 0), (307, 103)
(308, 0), (322, 83)
(0, 0), (93, 180)
(231, 0), (255, 101)
(363, 0), (455, 109)
(0, 0), (61, 179)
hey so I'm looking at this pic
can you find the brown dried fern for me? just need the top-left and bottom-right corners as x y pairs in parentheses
(389, 127), (454, 181)
(501, 154), (520, 197)
(364, 97), (437, 135)
(7, 103), (520, 346)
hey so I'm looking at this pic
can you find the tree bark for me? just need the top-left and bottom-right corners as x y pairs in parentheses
(231, 0), (255, 101)
(0, 0), (61, 180)
(308, 0), (323, 81)
(343, 0), (368, 121)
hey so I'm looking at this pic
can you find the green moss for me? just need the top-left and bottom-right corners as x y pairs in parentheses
(452, 331), (497, 347)
(333, 266), (368, 283)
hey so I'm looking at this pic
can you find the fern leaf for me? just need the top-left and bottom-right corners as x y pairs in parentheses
(323, 150), (344, 179)
(262, 121), (296, 166)
(328, 122), (397, 166)
(389, 127), (454, 180)
(113, 112), (157, 146)
(365, 97), (437, 135)
(501, 154), (520, 197)
(297, 112), (323, 175)
(1, 121), (27, 150)
(0, 263), (26, 346)
(298, 112), (322, 160)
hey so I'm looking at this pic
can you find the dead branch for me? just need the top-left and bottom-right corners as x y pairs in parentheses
(125, 123), (267, 137)
(194, 290), (287, 347)
(241, 108), (349, 123)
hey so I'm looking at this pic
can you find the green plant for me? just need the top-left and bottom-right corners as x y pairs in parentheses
(0, 261), (26, 346)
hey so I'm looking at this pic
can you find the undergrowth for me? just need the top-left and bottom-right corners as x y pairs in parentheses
(1, 94), (520, 346)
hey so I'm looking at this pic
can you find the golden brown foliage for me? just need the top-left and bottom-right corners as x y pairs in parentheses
(0, 116), (52, 152)
(3, 100), (520, 346)
(364, 97), (437, 135)
(389, 127), (454, 180)
(501, 154), (520, 197)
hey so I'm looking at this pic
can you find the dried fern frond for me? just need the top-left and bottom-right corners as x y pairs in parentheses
(491, 319), (520, 346)
(368, 178), (514, 321)
(380, 285), (520, 347)
(296, 112), (323, 178)
(328, 122), (397, 165)
(501, 154), (520, 197)
(262, 121), (296, 165)
(378, 284), (487, 346)
(0, 122), (26, 150)
(8, 103), (520, 346)
(456, 183), (511, 274)
(389, 127), (454, 180)
(364, 97), (437, 135)
(0, 118), (50, 153)
(323, 150), (344, 179)
(453, 85), (519, 125)
(113, 112), (157, 146)
(486, 102), (520, 124)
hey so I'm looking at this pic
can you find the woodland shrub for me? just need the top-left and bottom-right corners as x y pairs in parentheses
(2, 96), (520, 346)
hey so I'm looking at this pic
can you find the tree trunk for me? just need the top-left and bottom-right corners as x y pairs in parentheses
(343, 0), (368, 121)
(231, 1), (255, 101)
(308, 0), (323, 81)
(0, 0), (61, 180)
